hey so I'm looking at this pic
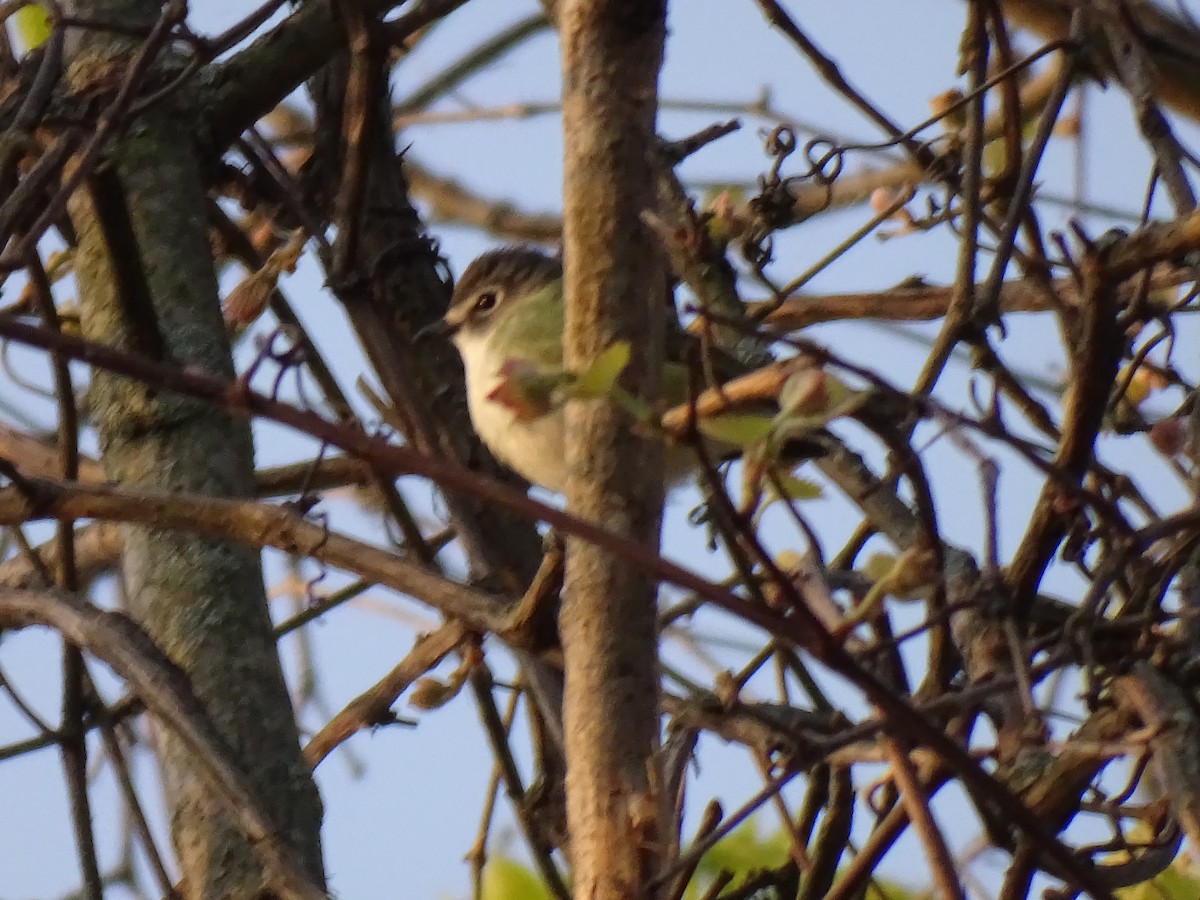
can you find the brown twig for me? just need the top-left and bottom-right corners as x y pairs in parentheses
(304, 621), (467, 766)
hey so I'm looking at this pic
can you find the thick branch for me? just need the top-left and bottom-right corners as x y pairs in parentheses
(0, 475), (513, 633)
(204, 0), (467, 151)
(557, 1), (668, 896)
(63, 1), (326, 889)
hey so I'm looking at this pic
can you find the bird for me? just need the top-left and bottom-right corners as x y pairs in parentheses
(436, 245), (823, 495)
(438, 246), (739, 494)
(440, 248), (579, 493)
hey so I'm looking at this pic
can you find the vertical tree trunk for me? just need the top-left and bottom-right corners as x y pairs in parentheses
(64, 2), (325, 895)
(558, 2), (669, 897)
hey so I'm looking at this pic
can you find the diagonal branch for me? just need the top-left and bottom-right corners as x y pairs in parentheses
(0, 587), (328, 900)
(205, 0), (469, 151)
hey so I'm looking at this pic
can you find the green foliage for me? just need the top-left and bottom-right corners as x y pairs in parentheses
(485, 358), (566, 421)
(1110, 825), (1200, 900)
(1116, 865), (1200, 900)
(690, 820), (919, 898)
(487, 341), (641, 422)
(764, 472), (823, 504)
(697, 412), (779, 448)
(11, 4), (50, 52)
(574, 340), (631, 397)
(480, 857), (554, 900)
(693, 819), (789, 885)
(472, 819), (931, 900)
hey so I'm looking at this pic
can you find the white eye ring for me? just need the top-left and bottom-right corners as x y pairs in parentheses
(474, 291), (498, 313)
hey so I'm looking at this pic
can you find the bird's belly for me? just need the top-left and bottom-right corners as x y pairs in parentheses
(464, 358), (702, 495)
(467, 377), (569, 493)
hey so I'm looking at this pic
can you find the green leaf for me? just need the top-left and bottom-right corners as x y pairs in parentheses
(770, 473), (822, 503)
(778, 367), (826, 416)
(687, 819), (920, 900)
(748, 470), (823, 528)
(486, 358), (565, 422)
(981, 138), (1008, 178)
(574, 341), (631, 398)
(696, 820), (788, 881)
(481, 857), (553, 900)
(697, 413), (777, 448)
(13, 5), (51, 52)
(1116, 865), (1200, 900)
(777, 368), (858, 422)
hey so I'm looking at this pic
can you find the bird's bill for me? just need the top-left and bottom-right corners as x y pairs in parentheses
(414, 316), (455, 341)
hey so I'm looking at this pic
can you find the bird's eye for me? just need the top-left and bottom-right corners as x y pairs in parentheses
(474, 291), (499, 313)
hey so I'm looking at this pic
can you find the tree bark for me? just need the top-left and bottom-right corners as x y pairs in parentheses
(558, 2), (669, 897)
(63, 1), (325, 895)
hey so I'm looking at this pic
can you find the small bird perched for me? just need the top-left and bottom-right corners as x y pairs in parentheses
(438, 246), (817, 494)
(441, 247), (580, 493)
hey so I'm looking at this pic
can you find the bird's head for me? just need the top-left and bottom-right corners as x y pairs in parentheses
(443, 247), (563, 349)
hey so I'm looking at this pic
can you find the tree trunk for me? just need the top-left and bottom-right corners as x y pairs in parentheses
(64, 1), (325, 894)
(558, 1), (669, 897)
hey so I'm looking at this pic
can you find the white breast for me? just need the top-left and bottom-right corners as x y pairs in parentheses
(454, 333), (569, 493)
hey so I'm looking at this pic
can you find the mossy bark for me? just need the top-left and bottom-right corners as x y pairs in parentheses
(64, 3), (325, 895)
